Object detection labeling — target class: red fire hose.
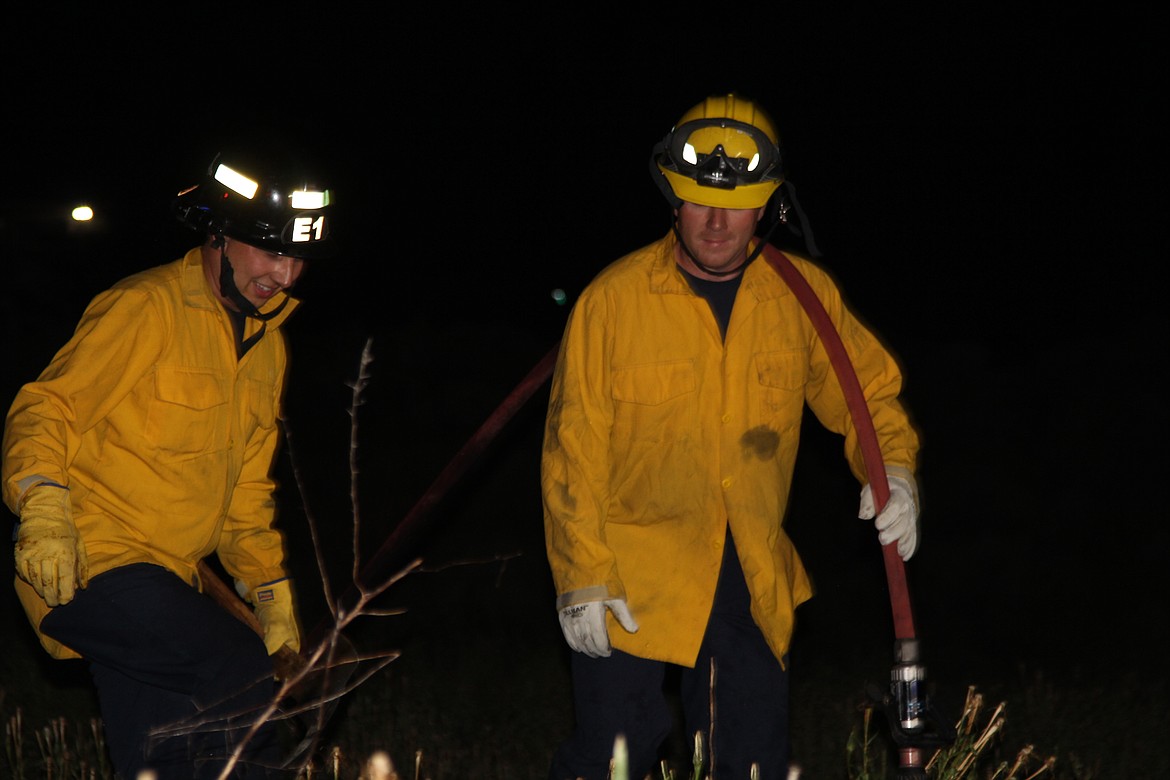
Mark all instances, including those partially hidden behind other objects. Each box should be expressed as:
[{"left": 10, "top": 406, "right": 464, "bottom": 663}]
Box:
[
  {"left": 323, "top": 343, "right": 562, "bottom": 625},
  {"left": 761, "top": 245, "right": 915, "bottom": 639},
  {"left": 762, "top": 244, "right": 951, "bottom": 776}
]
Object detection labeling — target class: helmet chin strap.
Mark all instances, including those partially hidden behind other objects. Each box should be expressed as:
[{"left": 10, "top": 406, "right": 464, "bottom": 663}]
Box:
[
  {"left": 673, "top": 213, "right": 783, "bottom": 279},
  {"left": 214, "top": 236, "right": 289, "bottom": 321}
]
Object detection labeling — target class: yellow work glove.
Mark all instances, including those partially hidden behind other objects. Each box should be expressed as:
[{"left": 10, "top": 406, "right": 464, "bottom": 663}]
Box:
[
  {"left": 14, "top": 483, "right": 89, "bottom": 607},
  {"left": 247, "top": 578, "right": 302, "bottom": 656}
]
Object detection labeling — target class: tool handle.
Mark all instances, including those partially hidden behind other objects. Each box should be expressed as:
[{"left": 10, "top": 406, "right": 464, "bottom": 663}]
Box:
[{"left": 198, "top": 559, "right": 305, "bottom": 679}]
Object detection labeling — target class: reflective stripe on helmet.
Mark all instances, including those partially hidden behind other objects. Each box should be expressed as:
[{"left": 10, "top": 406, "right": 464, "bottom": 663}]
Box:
[{"left": 651, "top": 94, "right": 785, "bottom": 210}]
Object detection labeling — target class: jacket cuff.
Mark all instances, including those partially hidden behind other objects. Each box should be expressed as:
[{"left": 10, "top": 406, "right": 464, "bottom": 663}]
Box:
[{"left": 555, "top": 585, "right": 614, "bottom": 610}]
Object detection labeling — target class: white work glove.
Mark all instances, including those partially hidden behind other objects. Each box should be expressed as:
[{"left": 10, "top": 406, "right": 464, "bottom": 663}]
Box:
[
  {"left": 558, "top": 598, "right": 639, "bottom": 658},
  {"left": 859, "top": 469, "right": 919, "bottom": 561},
  {"left": 14, "top": 483, "right": 89, "bottom": 607}
]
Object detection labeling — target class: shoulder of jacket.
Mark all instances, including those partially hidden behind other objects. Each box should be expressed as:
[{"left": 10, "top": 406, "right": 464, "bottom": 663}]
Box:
[
  {"left": 765, "top": 249, "right": 846, "bottom": 296},
  {"left": 79, "top": 263, "right": 188, "bottom": 329},
  {"left": 585, "top": 236, "right": 670, "bottom": 290},
  {"left": 107, "top": 258, "right": 184, "bottom": 295}
]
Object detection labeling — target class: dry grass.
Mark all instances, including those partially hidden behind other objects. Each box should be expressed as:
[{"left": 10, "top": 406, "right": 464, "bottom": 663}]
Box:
[{"left": 0, "top": 679, "right": 1118, "bottom": 780}]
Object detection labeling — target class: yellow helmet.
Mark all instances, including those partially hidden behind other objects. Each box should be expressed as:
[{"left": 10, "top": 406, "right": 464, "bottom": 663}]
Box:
[{"left": 652, "top": 93, "right": 784, "bottom": 209}]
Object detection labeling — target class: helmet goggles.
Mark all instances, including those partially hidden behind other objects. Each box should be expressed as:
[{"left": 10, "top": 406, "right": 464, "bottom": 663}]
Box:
[{"left": 663, "top": 117, "right": 781, "bottom": 190}]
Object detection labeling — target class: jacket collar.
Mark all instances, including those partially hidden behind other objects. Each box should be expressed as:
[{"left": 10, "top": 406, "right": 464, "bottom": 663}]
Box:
[
  {"left": 649, "top": 232, "right": 788, "bottom": 305},
  {"left": 180, "top": 246, "right": 300, "bottom": 330},
  {"left": 649, "top": 232, "right": 694, "bottom": 295}
]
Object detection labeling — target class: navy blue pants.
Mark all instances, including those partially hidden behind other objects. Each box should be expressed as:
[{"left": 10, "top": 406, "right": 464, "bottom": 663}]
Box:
[
  {"left": 549, "top": 532, "right": 790, "bottom": 780},
  {"left": 40, "top": 563, "right": 285, "bottom": 779}
]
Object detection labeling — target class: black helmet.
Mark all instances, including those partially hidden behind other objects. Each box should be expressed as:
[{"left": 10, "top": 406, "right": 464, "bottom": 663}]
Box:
[{"left": 173, "top": 150, "right": 335, "bottom": 260}]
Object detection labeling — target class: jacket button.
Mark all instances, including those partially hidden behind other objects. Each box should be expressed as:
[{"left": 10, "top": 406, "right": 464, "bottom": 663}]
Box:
[{"left": 721, "top": 477, "right": 733, "bottom": 489}]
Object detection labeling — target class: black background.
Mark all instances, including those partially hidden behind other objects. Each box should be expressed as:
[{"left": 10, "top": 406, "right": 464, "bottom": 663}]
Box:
[{"left": 1, "top": 4, "right": 1166, "bottom": 775}]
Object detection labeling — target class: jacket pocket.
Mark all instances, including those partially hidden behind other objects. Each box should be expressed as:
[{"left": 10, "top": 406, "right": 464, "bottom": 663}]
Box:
[
  {"left": 146, "top": 366, "right": 228, "bottom": 460},
  {"left": 610, "top": 360, "right": 697, "bottom": 444},
  {"left": 240, "top": 377, "right": 277, "bottom": 440},
  {"left": 754, "top": 349, "right": 807, "bottom": 419},
  {"left": 612, "top": 359, "right": 696, "bottom": 405}
]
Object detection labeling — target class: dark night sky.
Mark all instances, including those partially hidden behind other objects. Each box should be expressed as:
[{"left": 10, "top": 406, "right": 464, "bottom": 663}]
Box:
[
  {"left": 1, "top": 4, "right": 1167, "bottom": 771},
  {"left": 4, "top": 5, "right": 1162, "bottom": 346}
]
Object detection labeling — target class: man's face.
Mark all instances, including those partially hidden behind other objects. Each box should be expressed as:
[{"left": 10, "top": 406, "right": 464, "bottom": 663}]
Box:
[
  {"left": 674, "top": 202, "right": 766, "bottom": 278},
  {"left": 205, "top": 238, "right": 305, "bottom": 310}
]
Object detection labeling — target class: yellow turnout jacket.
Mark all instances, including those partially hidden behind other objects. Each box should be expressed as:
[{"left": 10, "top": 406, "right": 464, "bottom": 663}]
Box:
[
  {"left": 3, "top": 247, "right": 298, "bottom": 658},
  {"left": 542, "top": 232, "right": 919, "bottom": 666}
]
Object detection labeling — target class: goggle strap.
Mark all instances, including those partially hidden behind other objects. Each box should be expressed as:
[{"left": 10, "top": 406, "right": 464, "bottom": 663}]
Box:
[
  {"left": 780, "top": 180, "right": 821, "bottom": 258},
  {"left": 650, "top": 139, "right": 684, "bottom": 208}
]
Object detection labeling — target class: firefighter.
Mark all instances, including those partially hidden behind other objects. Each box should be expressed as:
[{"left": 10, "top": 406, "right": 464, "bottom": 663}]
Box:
[
  {"left": 542, "top": 93, "right": 921, "bottom": 780},
  {"left": 3, "top": 148, "right": 334, "bottom": 779}
]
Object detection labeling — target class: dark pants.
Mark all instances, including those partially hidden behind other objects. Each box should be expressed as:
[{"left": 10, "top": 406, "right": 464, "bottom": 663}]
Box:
[
  {"left": 549, "top": 532, "right": 790, "bottom": 780},
  {"left": 40, "top": 563, "right": 284, "bottom": 779}
]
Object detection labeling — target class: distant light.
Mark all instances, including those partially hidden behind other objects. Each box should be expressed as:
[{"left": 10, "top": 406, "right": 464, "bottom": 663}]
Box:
[
  {"left": 71, "top": 205, "right": 94, "bottom": 222},
  {"left": 213, "top": 163, "right": 258, "bottom": 199},
  {"left": 291, "top": 189, "right": 329, "bottom": 209},
  {"left": 551, "top": 288, "right": 567, "bottom": 305}
]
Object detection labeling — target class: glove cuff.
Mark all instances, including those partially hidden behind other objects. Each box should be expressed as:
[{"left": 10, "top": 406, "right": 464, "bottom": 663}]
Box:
[
  {"left": 250, "top": 577, "right": 292, "bottom": 606},
  {"left": 234, "top": 576, "right": 293, "bottom": 604},
  {"left": 16, "top": 474, "right": 68, "bottom": 505},
  {"left": 885, "top": 465, "right": 919, "bottom": 509},
  {"left": 17, "top": 483, "right": 76, "bottom": 534},
  {"left": 555, "top": 585, "right": 611, "bottom": 611},
  {"left": 18, "top": 481, "right": 70, "bottom": 511}
]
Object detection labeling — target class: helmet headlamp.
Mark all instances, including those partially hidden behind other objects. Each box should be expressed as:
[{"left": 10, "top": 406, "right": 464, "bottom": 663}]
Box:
[
  {"left": 214, "top": 163, "right": 260, "bottom": 199},
  {"left": 174, "top": 152, "right": 336, "bottom": 260}
]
